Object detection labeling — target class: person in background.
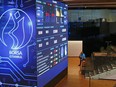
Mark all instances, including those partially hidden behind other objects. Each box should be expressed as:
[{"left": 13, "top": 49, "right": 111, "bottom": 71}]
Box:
[{"left": 78, "top": 51, "right": 86, "bottom": 66}]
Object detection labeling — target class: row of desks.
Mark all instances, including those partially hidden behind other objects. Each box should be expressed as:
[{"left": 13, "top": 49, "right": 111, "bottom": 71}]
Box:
[{"left": 93, "top": 52, "right": 116, "bottom": 57}]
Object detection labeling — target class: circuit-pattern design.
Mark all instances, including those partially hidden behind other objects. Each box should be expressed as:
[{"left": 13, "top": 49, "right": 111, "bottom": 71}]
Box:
[{"left": 0, "top": 0, "right": 37, "bottom": 86}]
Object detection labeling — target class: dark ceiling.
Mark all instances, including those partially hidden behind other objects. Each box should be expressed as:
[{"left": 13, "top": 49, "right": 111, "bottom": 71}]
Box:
[{"left": 59, "top": 0, "right": 116, "bottom": 8}]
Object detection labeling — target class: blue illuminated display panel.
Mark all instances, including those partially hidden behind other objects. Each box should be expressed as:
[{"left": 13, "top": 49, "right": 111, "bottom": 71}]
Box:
[
  {"left": 36, "top": 0, "right": 68, "bottom": 87},
  {"left": 0, "top": 0, "right": 68, "bottom": 87},
  {"left": 0, "top": 0, "right": 37, "bottom": 87}
]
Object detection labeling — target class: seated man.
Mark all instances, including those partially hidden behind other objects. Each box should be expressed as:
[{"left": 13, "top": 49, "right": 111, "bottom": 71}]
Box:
[{"left": 78, "top": 51, "right": 86, "bottom": 66}]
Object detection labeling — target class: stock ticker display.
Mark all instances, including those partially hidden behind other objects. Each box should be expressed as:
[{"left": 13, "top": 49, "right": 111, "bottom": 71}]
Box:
[
  {"left": 36, "top": 0, "right": 68, "bottom": 87},
  {"left": 36, "top": 0, "right": 68, "bottom": 76},
  {"left": 0, "top": 0, "right": 68, "bottom": 87},
  {"left": 0, "top": 0, "right": 37, "bottom": 87}
]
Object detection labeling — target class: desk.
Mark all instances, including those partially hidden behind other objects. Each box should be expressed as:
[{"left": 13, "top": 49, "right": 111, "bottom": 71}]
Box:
[
  {"left": 92, "top": 52, "right": 116, "bottom": 69},
  {"left": 81, "top": 58, "right": 94, "bottom": 75},
  {"left": 93, "top": 52, "right": 116, "bottom": 57}
]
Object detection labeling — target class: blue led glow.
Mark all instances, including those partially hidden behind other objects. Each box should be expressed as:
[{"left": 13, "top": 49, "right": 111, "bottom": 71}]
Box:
[
  {"left": 10, "top": 13, "right": 12, "bottom": 16},
  {"left": 0, "top": 0, "right": 37, "bottom": 87},
  {"left": 0, "top": 8, "right": 33, "bottom": 49},
  {"left": 0, "top": 0, "right": 68, "bottom": 87}
]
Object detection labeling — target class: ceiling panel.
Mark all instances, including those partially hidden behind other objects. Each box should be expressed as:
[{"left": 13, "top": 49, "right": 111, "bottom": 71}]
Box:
[
  {"left": 62, "top": 0, "right": 116, "bottom": 3},
  {"left": 60, "top": 0, "right": 116, "bottom": 8}
]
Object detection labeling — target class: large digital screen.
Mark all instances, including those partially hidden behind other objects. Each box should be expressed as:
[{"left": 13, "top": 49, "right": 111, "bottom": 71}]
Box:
[
  {"left": 36, "top": 0, "right": 68, "bottom": 87},
  {"left": 0, "top": 0, "right": 37, "bottom": 86},
  {"left": 0, "top": 0, "right": 68, "bottom": 87}
]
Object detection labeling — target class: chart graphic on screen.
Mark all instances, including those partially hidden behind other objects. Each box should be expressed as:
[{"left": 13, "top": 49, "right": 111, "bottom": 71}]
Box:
[
  {"left": 36, "top": 0, "right": 68, "bottom": 75},
  {"left": 37, "top": 0, "right": 68, "bottom": 87}
]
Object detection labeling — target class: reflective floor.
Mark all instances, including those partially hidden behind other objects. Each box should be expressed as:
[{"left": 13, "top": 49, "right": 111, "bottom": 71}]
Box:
[{"left": 55, "top": 58, "right": 116, "bottom": 87}]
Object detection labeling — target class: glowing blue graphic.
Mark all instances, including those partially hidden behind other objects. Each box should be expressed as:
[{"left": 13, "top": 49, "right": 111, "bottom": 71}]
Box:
[
  {"left": 23, "top": 42, "right": 36, "bottom": 67},
  {"left": 15, "top": 0, "right": 18, "bottom": 7},
  {"left": 0, "top": 0, "right": 37, "bottom": 86},
  {"left": 0, "top": 8, "right": 33, "bottom": 50},
  {"left": 0, "top": 56, "right": 37, "bottom": 86},
  {"left": 61, "top": 46, "right": 64, "bottom": 58},
  {"left": 20, "top": 0, "right": 23, "bottom": 7},
  {"left": 65, "top": 45, "right": 67, "bottom": 56}
]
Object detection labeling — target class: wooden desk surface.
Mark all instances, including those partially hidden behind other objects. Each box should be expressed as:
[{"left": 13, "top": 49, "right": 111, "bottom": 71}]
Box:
[
  {"left": 93, "top": 52, "right": 116, "bottom": 57},
  {"left": 81, "top": 58, "right": 94, "bottom": 71}
]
